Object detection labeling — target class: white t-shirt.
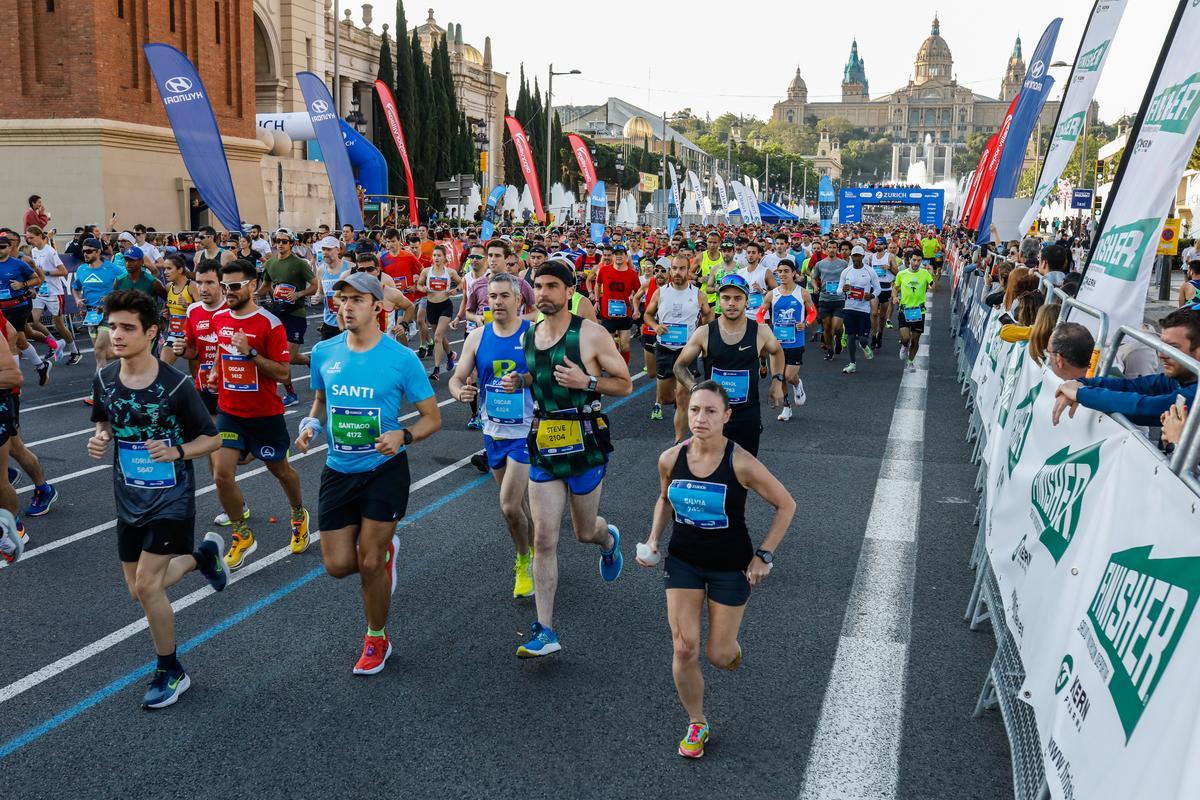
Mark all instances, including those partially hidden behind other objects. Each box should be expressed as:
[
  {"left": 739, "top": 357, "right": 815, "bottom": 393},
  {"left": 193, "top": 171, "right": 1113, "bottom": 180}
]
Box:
[
  {"left": 31, "top": 244, "right": 67, "bottom": 295},
  {"left": 138, "top": 241, "right": 163, "bottom": 265},
  {"left": 251, "top": 238, "right": 273, "bottom": 259},
  {"left": 760, "top": 252, "right": 783, "bottom": 273},
  {"left": 836, "top": 265, "right": 881, "bottom": 313}
]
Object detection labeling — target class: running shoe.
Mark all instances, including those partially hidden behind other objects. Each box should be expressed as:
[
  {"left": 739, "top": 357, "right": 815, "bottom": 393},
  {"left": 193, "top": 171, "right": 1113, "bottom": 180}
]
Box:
[
  {"left": 516, "top": 621, "right": 561, "bottom": 658},
  {"left": 289, "top": 508, "right": 311, "bottom": 554},
  {"left": 352, "top": 634, "right": 393, "bottom": 675},
  {"left": 446, "top": 351, "right": 456, "bottom": 371},
  {"left": 429, "top": 369, "right": 440, "bottom": 382},
  {"left": 513, "top": 550, "right": 534, "bottom": 598},
  {"left": 25, "top": 484, "right": 58, "bottom": 517},
  {"left": 863, "top": 345, "right": 874, "bottom": 360},
  {"left": 47, "top": 339, "right": 62, "bottom": 362},
  {"left": 224, "top": 530, "right": 257, "bottom": 571},
  {"left": 842, "top": 363, "right": 858, "bottom": 374},
  {"left": 678, "top": 722, "right": 710, "bottom": 759},
  {"left": 387, "top": 534, "right": 399, "bottom": 596},
  {"left": 466, "top": 415, "right": 484, "bottom": 431},
  {"left": 195, "top": 532, "right": 228, "bottom": 591},
  {"left": 650, "top": 403, "right": 663, "bottom": 421},
  {"left": 777, "top": 405, "right": 793, "bottom": 422},
  {"left": 794, "top": 380, "right": 807, "bottom": 407},
  {"left": 899, "top": 345, "right": 907, "bottom": 361},
  {"left": 600, "top": 524, "right": 623, "bottom": 582},
  {"left": 885, "top": 321, "right": 895, "bottom": 329},
  {"left": 36, "top": 360, "right": 51, "bottom": 386},
  {"left": 214, "top": 505, "right": 250, "bottom": 526},
  {"left": 7, "top": 466, "right": 22, "bottom": 490},
  {"left": 0, "top": 509, "right": 22, "bottom": 565},
  {"left": 823, "top": 351, "right": 834, "bottom": 362},
  {"left": 906, "top": 361, "right": 918, "bottom": 373},
  {"left": 83, "top": 397, "right": 94, "bottom": 407},
  {"left": 66, "top": 352, "right": 84, "bottom": 366},
  {"left": 142, "top": 665, "right": 190, "bottom": 709},
  {"left": 470, "top": 452, "right": 489, "bottom": 473},
  {"left": 281, "top": 392, "right": 300, "bottom": 408},
  {"left": 840, "top": 331, "right": 847, "bottom": 349}
]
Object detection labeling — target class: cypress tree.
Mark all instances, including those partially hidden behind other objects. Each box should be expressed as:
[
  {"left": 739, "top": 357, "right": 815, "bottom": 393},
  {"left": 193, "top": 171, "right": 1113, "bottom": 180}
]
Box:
[
  {"left": 551, "top": 109, "right": 565, "bottom": 190},
  {"left": 428, "top": 37, "right": 451, "bottom": 187},
  {"left": 409, "top": 27, "right": 434, "bottom": 214},
  {"left": 372, "top": 27, "right": 401, "bottom": 195},
  {"left": 393, "top": 1, "right": 415, "bottom": 167}
]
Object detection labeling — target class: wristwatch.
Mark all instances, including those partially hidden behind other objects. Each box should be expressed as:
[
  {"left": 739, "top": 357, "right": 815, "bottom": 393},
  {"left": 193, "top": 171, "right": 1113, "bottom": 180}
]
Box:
[
  {"left": 246, "top": 348, "right": 258, "bottom": 358},
  {"left": 771, "top": 373, "right": 786, "bottom": 383},
  {"left": 402, "top": 428, "right": 414, "bottom": 446},
  {"left": 175, "top": 444, "right": 186, "bottom": 461},
  {"left": 586, "top": 375, "right": 598, "bottom": 392},
  {"left": 755, "top": 548, "right": 774, "bottom": 564}
]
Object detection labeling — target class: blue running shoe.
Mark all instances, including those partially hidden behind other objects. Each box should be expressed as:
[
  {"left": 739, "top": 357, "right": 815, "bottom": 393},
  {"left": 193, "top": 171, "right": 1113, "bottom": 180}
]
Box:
[
  {"left": 516, "top": 622, "right": 561, "bottom": 658},
  {"left": 195, "top": 532, "right": 228, "bottom": 592},
  {"left": 281, "top": 393, "right": 300, "bottom": 408},
  {"left": 466, "top": 415, "right": 484, "bottom": 431},
  {"left": 599, "top": 524, "right": 623, "bottom": 582},
  {"left": 142, "top": 665, "right": 190, "bottom": 709},
  {"left": 26, "top": 484, "right": 58, "bottom": 517}
]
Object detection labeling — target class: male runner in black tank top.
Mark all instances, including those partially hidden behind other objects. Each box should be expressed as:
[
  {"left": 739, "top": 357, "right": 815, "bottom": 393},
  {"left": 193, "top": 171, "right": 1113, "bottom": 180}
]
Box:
[{"left": 671, "top": 274, "right": 785, "bottom": 456}]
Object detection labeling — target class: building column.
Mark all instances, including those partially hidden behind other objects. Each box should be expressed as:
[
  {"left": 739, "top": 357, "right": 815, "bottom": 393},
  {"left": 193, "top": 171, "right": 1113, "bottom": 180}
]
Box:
[{"left": 339, "top": 77, "right": 353, "bottom": 120}]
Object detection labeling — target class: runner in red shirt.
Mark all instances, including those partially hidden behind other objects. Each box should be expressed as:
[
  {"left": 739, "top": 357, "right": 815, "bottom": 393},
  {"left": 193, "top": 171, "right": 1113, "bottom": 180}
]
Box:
[
  {"left": 381, "top": 230, "right": 432, "bottom": 356},
  {"left": 206, "top": 259, "right": 309, "bottom": 572},
  {"left": 174, "top": 259, "right": 227, "bottom": 416},
  {"left": 589, "top": 244, "right": 639, "bottom": 365}
]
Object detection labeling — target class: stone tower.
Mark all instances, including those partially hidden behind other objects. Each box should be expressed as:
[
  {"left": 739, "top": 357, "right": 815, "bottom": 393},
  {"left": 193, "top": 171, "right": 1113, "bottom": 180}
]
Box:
[
  {"left": 913, "top": 15, "right": 952, "bottom": 85},
  {"left": 841, "top": 40, "right": 869, "bottom": 101},
  {"left": 1000, "top": 36, "right": 1025, "bottom": 102}
]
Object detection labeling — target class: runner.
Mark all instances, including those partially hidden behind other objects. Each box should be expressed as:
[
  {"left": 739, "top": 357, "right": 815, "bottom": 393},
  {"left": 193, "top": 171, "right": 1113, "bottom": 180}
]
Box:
[
  {"left": 737, "top": 242, "right": 778, "bottom": 318},
  {"left": 416, "top": 244, "right": 464, "bottom": 381},
  {"left": 380, "top": 229, "right": 429, "bottom": 352},
  {"left": 70, "top": 237, "right": 125, "bottom": 373},
  {"left": 672, "top": 275, "right": 786, "bottom": 456},
  {"left": 207, "top": 260, "right": 310, "bottom": 569},
  {"left": 160, "top": 254, "right": 197, "bottom": 367},
  {"left": 636, "top": 380, "right": 795, "bottom": 758},
  {"left": 0, "top": 313, "right": 24, "bottom": 564},
  {"left": 296, "top": 271, "right": 440, "bottom": 675},
  {"left": 510, "top": 260, "right": 632, "bottom": 657},
  {"left": 26, "top": 226, "right": 79, "bottom": 364},
  {"left": 761, "top": 259, "right": 813, "bottom": 421},
  {"left": 86, "top": 289, "right": 226, "bottom": 708},
  {"left": 894, "top": 251, "right": 935, "bottom": 373},
  {"left": 173, "top": 259, "right": 227, "bottom": 418},
  {"left": 813, "top": 241, "right": 850, "bottom": 361},
  {"left": 631, "top": 260, "right": 666, "bottom": 384},
  {"left": 589, "top": 243, "right": 639, "bottom": 366},
  {"left": 317, "top": 238, "right": 353, "bottom": 341},
  {"left": 0, "top": 232, "right": 52, "bottom": 385},
  {"left": 921, "top": 228, "right": 943, "bottom": 283},
  {"left": 696, "top": 232, "right": 725, "bottom": 307},
  {"left": 449, "top": 272, "right": 536, "bottom": 598},
  {"left": 644, "top": 252, "right": 713, "bottom": 439},
  {"left": 836, "top": 246, "right": 881, "bottom": 375},
  {"left": 260, "top": 229, "right": 318, "bottom": 407},
  {"left": 869, "top": 238, "right": 898, "bottom": 350}
]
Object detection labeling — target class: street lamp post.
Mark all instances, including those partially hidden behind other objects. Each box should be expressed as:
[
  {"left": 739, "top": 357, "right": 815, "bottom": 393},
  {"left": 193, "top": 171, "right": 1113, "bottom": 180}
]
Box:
[
  {"left": 345, "top": 93, "right": 366, "bottom": 134},
  {"left": 546, "top": 64, "right": 581, "bottom": 223},
  {"left": 474, "top": 119, "right": 489, "bottom": 213}
]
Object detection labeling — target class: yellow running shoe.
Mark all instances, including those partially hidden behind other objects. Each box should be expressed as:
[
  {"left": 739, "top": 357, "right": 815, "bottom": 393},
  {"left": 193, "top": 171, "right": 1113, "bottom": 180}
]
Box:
[
  {"left": 290, "top": 508, "right": 311, "bottom": 554},
  {"left": 513, "top": 550, "right": 534, "bottom": 598},
  {"left": 224, "top": 530, "right": 257, "bottom": 572},
  {"left": 678, "top": 722, "right": 710, "bottom": 759}
]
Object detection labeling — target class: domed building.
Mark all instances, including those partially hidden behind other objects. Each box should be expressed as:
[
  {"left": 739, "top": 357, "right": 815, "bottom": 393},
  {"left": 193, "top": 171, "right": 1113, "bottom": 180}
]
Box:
[{"left": 771, "top": 16, "right": 1088, "bottom": 183}]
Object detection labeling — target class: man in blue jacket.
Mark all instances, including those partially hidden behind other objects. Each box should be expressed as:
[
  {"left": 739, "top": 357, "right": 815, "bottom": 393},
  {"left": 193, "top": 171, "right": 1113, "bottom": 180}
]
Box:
[{"left": 1053, "top": 308, "right": 1200, "bottom": 426}]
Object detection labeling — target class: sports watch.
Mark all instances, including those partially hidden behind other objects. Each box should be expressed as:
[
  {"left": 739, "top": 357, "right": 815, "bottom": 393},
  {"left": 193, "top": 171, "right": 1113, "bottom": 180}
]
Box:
[
  {"left": 755, "top": 549, "right": 774, "bottom": 564},
  {"left": 402, "top": 428, "right": 414, "bottom": 446}
]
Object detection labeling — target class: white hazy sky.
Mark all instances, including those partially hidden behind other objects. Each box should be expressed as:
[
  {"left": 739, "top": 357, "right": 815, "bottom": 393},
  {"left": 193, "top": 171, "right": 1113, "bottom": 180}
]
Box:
[{"left": 345, "top": 0, "right": 1172, "bottom": 123}]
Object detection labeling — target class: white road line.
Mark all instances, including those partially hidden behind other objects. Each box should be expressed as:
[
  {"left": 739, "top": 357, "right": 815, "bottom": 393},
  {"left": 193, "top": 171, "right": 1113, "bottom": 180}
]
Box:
[
  {"left": 0, "top": 450, "right": 478, "bottom": 705},
  {"left": 16, "top": 464, "right": 110, "bottom": 495},
  {"left": 24, "top": 427, "right": 93, "bottom": 448},
  {"left": 0, "top": 399, "right": 456, "bottom": 568},
  {"left": 798, "top": 302, "right": 932, "bottom": 800}
]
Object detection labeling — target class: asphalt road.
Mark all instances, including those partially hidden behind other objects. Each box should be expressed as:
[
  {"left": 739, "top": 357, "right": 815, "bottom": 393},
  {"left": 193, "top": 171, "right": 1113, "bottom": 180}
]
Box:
[{"left": 0, "top": 285, "right": 1012, "bottom": 800}]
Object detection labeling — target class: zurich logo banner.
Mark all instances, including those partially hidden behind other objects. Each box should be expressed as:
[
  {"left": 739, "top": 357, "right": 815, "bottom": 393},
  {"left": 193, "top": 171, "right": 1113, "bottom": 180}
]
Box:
[
  {"left": 144, "top": 43, "right": 243, "bottom": 234},
  {"left": 297, "top": 71, "right": 365, "bottom": 231}
]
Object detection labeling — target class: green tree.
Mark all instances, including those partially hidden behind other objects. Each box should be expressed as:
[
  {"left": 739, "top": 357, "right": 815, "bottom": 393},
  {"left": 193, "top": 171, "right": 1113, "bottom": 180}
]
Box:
[
  {"left": 953, "top": 131, "right": 990, "bottom": 177},
  {"left": 815, "top": 117, "right": 856, "bottom": 141},
  {"left": 409, "top": 27, "right": 435, "bottom": 214},
  {"left": 393, "top": 1, "right": 415, "bottom": 157},
  {"left": 372, "top": 28, "right": 402, "bottom": 195}
]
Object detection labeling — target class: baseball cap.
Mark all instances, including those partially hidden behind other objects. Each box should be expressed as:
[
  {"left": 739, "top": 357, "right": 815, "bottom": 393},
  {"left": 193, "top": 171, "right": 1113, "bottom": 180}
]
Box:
[
  {"left": 124, "top": 246, "right": 145, "bottom": 261},
  {"left": 851, "top": 245, "right": 866, "bottom": 256},
  {"left": 274, "top": 228, "right": 296, "bottom": 241},
  {"left": 332, "top": 271, "right": 384, "bottom": 299},
  {"left": 718, "top": 274, "right": 750, "bottom": 295},
  {"left": 83, "top": 237, "right": 103, "bottom": 249},
  {"left": 612, "top": 244, "right": 627, "bottom": 253},
  {"left": 317, "top": 236, "right": 341, "bottom": 250},
  {"left": 117, "top": 231, "right": 137, "bottom": 245},
  {"left": 0, "top": 236, "right": 11, "bottom": 247}
]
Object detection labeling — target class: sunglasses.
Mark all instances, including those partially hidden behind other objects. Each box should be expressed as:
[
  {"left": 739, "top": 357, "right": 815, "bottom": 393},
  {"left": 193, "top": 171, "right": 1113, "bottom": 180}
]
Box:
[
  {"left": 352, "top": 265, "right": 378, "bottom": 273},
  {"left": 273, "top": 239, "right": 291, "bottom": 245},
  {"left": 467, "top": 253, "right": 484, "bottom": 260},
  {"left": 219, "top": 280, "right": 252, "bottom": 292},
  {"left": 82, "top": 248, "right": 98, "bottom": 254}
]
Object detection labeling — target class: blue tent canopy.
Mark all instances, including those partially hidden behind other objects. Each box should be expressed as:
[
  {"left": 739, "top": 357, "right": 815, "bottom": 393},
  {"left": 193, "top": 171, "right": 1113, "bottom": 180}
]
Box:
[{"left": 728, "top": 201, "right": 799, "bottom": 224}]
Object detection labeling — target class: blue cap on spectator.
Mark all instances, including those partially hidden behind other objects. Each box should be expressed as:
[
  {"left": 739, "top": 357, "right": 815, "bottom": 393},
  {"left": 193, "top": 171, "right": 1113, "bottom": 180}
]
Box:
[
  {"left": 83, "top": 237, "right": 102, "bottom": 249},
  {"left": 124, "top": 246, "right": 145, "bottom": 261}
]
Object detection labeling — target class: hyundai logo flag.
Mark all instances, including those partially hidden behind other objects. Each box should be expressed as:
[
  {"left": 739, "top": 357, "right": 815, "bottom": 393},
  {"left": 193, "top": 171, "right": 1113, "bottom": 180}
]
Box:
[
  {"left": 144, "top": 43, "right": 243, "bottom": 234},
  {"left": 298, "top": 71, "right": 365, "bottom": 231}
]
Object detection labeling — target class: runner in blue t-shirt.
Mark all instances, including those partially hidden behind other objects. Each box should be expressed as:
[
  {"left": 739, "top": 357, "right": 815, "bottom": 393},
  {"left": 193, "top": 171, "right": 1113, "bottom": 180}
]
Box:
[
  {"left": 295, "top": 271, "right": 439, "bottom": 677},
  {"left": 70, "top": 238, "right": 127, "bottom": 371},
  {"left": 0, "top": 232, "right": 51, "bottom": 385},
  {"left": 761, "top": 259, "right": 814, "bottom": 422}
]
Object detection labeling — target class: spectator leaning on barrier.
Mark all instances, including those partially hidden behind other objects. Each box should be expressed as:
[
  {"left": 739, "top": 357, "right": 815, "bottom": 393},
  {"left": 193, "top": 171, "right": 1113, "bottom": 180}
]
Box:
[
  {"left": 1046, "top": 323, "right": 1095, "bottom": 381},
  {"left": 1052, "top": 308, "right": 1200, "bottom": 426},
  {"left": 1037, "top": 244, "right": 1068, "bottom": 288}
]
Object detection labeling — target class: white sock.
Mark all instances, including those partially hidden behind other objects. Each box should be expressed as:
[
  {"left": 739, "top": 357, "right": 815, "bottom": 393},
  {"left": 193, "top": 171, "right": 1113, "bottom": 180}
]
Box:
[
  {"left": 68, "top": 340, "right": 79, "bottom": 354},
  {"left": 20, "top": 346, "right": 43, "bottom": 367}
]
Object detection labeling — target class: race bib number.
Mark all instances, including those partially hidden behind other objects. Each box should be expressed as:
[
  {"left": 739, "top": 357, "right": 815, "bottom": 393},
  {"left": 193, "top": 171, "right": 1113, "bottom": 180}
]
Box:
[
  {"left": 659, "top": 323, "right": 689, "bottom": 346},
  {"left": 198, "top": 362, "right": 214, "bottom": 389},
  {"left": 37, "top": 281, "right": 50, "bottom": 297},
  {"left": 428, "top": 276, "right": 449, "bottom": 292},
  {"left": 903, "top": 306, "right": 925, "bottom": 322},
  {"left": 117, "top": 440, "right": 177, "bottom": 489},
  {"left": 668, "top": 479, "right": 729, "bottom": 529},
  {"left": 824, "top": 280, "right": 839, "bottom": 295},
  {"left": 484, "top": 381, "right": 523, "bottom": 425},
  {"left": 535, "top": 418, "right": 584, "bottom": 456},
  {"left": 168, "top": 314, "right": 186, "bottom": 336},
  {"left": 748, "top": 292, "right": 763, "bottom": 310},
  {"left": 272, "top": 283, "right": 296, "bottom": 301},
  {"left": 874, "top": 266, "right": 888, "bottom": 278},
  {"left": 846, "top": 286, "right": 867, "bottom": 301},
  {"left": 220, "top": 353, "right": 259, "bottom": 393},
  {"left": 711, "top": 367, "right": 749, "bottom": 404},
  {"left": 329, "top": 405, "right": 381, "bottom": 453},
  {"left": 606, "top": 299, "right": 628, "bottom": 318},
  {"left": 0, "top": 287, "right": 12, "bottom": 301},
  {"left": 84, "top": 309, "right": 104, "bottom": 326},
  {"left": 773, "top": 323, "right": 797, "bottom": 344}
]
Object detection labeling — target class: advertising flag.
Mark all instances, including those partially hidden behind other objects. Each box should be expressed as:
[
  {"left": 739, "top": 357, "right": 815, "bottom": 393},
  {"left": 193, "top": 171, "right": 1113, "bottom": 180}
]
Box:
[
  {"left": 818, "top": 175, "right": 836, "bottom": 235},
  {"left": 1075, "top": 0, "right": 1200, "bottom": 340},
  {"left": 714, "top": 171, "right": 729, "bottom": 213},
  {"left": 481, "top": 185, "right": 506, "bottom": 241},
  {"left": 589, "top": 181, "right": 608, "bottom": 244},
  {"left": 667, "top": 162, "right": 681, "bottom": 235},
  {"left": 968, "top": 101, "right": 1018, "bottom": 232},
  {"left": 298, "top": 72, "right": 364, "bottom": 231},
  {"left": 977, "top": 18, "right": 1062, "bottom": 243},
  {"left": 373, "top": 79, "right": 420, "bottom": 225},
  {"left": 961, "top": 134, "right": 997, "bottom": 225},
  {"left": 504, "top": 116, "right": 546, "bottom": 223},
  {"left": 1019, "top": 1, "right": 1127, "bottom": 233},
  {"left": 144, "top": 43, "right": 243, "bottom": 233},
  {"left": 566, "top": 134, "right": 598, "bottom": 193}
]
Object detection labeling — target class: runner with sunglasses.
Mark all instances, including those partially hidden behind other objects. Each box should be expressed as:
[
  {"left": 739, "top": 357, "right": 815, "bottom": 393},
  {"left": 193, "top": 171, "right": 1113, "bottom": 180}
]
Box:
[{"left": 260, "top": 230, "right": 319, "bottom": 407}]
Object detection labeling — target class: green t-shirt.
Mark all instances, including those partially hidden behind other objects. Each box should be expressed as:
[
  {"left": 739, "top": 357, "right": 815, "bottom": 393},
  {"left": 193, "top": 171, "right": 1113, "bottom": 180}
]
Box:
[
  {"left": 263, "top": 255, "right": 315, "bottom": 317},
  {"left": 116, "top": 269, "right": 163, "bottom": 308},
  {"left": 894, "top": 268, "right": 934, "bottom": 308},
  {"left": 920, "top": 237, "right": 941, "bottom": 259}
]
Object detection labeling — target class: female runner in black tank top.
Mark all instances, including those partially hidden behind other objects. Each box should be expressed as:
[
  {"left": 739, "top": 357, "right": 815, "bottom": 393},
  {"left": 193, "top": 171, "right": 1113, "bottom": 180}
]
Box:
[{"left": 636, "top": 380, "right": 796, "bottom": 759}]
